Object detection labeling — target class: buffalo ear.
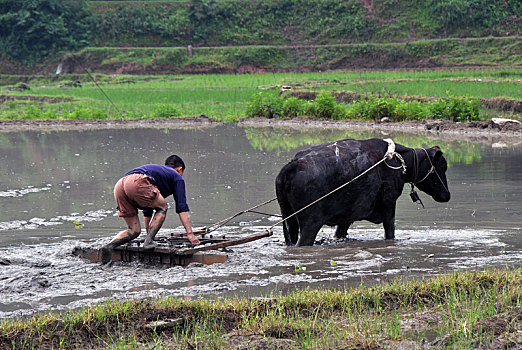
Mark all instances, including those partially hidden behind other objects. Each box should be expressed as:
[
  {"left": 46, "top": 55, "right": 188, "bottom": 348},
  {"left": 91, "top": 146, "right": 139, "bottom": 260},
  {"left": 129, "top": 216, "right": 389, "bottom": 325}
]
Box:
[
  {"left": 429, "top": 146, "right": 442, "bottom": 159},
  {"left": 430, "top": 146, "right": 443, "bottom": 159}
]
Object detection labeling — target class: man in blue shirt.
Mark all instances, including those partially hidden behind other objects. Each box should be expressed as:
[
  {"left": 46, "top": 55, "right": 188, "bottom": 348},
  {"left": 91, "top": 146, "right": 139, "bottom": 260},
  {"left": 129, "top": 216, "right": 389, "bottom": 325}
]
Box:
[{"left": 101, "top": 155, "right": 200, "bottom": 263}]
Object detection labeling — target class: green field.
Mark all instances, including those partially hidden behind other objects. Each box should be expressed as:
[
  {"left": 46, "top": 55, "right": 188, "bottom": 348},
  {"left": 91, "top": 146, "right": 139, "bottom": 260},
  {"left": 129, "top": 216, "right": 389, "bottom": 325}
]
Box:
[{"left": 1, "top": 69, "right": 521, "bottom": 122}]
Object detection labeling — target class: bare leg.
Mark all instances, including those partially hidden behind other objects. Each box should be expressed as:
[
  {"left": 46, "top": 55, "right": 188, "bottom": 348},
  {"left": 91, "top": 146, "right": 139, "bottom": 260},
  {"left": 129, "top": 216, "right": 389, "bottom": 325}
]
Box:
[
  {"left": 143, "top": 208, "right": 167, "bottom": 250},
  {"left": 101, "top": 215, "right": 141, "bottom": 263},
  {"left": 144, "top": 216, "right": 151, "bottom": 233}
]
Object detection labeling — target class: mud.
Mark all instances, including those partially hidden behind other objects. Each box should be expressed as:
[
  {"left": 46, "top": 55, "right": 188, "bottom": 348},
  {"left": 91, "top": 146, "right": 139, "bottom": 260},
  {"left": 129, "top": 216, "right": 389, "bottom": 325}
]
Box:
[
  {"left": 0, "top": 94, "right": 75, "bottom": 104},
  {"left": 0, "top": 116, "right": 220, "bottom": 132},
  {"left": 0, "top": 116, "right": 521, "bottom": 137},
  {"left": 239, "top": 117, "right": 522, "bottom": 138}
]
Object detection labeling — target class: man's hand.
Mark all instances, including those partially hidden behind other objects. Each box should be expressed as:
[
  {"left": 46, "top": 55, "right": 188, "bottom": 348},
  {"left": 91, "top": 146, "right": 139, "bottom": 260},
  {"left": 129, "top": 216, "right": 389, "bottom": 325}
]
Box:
[
  {"left": 179, "top": 211, "right": 200, "bottom": 244},
  {"left": 186, "top": 231, "right": 200, "bottom": 244}
]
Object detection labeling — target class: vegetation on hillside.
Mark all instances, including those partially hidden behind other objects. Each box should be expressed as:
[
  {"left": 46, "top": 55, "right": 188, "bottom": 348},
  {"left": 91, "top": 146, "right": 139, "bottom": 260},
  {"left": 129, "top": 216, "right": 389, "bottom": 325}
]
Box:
[
  {"left": 89, "top": 0, "right": 520, "bottom": 47},
  {"left": 42, "top": 36, "right": 519, "bottom": 75},
  {"left": 0, "top": 0, "right": 520, "bottom": 65},
  {"left": 0, "top": 0, "right": 94, "bottom": 61}
]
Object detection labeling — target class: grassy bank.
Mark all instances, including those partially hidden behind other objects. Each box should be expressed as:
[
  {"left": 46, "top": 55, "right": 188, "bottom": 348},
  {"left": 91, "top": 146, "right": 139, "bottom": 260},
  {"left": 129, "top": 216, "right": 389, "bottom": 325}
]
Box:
[
  {"left": 0, "top": 69, "right": 520, "bottom": 122},
  {"left": 55, "top": 37, "right": 522, "bottom": 75},
  {"left": 2, "top": 37, "right": 521, "bottom": 76},
  {"left": 1, "top": 268, "right": 520, "bottom": 349}
]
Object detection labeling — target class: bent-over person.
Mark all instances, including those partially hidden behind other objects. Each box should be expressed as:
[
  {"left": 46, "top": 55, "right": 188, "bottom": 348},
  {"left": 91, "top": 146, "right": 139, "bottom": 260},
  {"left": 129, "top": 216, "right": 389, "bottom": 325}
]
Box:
[{"left": 101, "top": 155, "right": 200, "bottom": 263}]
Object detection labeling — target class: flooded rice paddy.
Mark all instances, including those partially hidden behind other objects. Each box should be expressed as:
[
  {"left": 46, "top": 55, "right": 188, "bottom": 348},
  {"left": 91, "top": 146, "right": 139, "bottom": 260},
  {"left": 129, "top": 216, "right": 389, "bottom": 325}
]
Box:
[{"left": 0, "top": 124, "right": 521, "bottom": 318}]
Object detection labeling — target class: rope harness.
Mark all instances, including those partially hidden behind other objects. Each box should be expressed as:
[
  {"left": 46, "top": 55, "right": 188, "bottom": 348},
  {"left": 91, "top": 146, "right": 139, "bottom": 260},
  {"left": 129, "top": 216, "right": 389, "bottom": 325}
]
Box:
[
  {"left": 206, "top": 197, "right": 277, "bottom": 233},
  {"left": 207, "top": 139, "right": 444, "bottom": 234}
]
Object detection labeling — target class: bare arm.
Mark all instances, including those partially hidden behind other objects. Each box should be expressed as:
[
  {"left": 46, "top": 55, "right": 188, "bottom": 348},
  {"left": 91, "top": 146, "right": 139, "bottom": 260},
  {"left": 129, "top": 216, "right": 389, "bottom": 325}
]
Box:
[{"left": 179, "top": 211, "right": 200, "bottom": 244}]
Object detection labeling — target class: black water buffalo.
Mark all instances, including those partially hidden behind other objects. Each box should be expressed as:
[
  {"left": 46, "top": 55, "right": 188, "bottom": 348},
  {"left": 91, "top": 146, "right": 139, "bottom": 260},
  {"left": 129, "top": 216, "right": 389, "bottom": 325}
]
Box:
[{"left": 275, "top": 138, "right": 451, "bottom": 246}]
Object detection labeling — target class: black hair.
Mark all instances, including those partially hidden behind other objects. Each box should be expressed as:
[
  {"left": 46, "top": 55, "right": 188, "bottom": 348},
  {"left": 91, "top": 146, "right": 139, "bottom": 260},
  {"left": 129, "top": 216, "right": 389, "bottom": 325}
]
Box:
[{"left": 165, "top": 155, "right": 185, "bottom": 170}]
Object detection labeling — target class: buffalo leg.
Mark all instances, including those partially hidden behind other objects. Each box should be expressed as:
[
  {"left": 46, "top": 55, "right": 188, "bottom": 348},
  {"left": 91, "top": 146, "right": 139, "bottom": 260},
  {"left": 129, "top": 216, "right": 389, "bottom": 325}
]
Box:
[
  {"left": 382, "top": 206, "right": 396, "bottom": 239},
  {"left": 283, "top": 218, "right": 299, "bottom": 246},
  {"left": 334, "top": 222, "right": 352, "bottom": 239},
  {"left": 296, "top": 221, "right": 323, "bottom": 246}
]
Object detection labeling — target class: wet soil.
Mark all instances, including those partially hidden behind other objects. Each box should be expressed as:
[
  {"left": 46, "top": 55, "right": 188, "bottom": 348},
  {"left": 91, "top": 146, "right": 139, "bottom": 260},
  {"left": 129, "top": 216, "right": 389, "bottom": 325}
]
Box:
[
  {"left": 0, "top": 94, "right": 75, "bottom": 104},
  {"left": 1, "top": 123, "right": 520, "bottom": 347},
  {"left": 0, "top": 115, "right": 220, "bottom": 132},
  {"left": 238, "top": 117, "right": 522, "bottom": 138}
]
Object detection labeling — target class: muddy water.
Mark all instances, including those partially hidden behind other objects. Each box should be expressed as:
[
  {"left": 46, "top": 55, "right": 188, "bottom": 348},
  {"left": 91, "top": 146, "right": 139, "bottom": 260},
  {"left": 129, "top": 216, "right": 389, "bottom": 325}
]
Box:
[{"left": 0, "top": 124, "right": 521, "bottom": 318}]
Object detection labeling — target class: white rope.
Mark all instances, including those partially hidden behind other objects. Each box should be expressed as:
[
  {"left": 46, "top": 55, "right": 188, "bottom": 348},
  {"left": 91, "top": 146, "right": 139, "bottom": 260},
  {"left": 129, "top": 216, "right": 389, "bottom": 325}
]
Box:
[
  {"left": 417, "top": 148, "right": 449, "bottom": 193},
  {"left": 207, "top": 197, "right": 277, "bottom": 233},
  {"left": 383, "top": 138, "right": 406, "bottom": 173},
  {"left": 268, "top": 139, "right": 405, "bottom": 231}
]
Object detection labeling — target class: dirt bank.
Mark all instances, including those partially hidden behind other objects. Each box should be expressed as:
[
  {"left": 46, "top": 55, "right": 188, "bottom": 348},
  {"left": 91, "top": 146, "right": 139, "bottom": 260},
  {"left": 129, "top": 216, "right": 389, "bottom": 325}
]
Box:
[
  {"left": 1, "top": 116, "right": 521, "bottom": 139},
  {"left": 238, "top": 117, "right": 522, "bottom": 137},
  {"left": 0, "top": 116, "right": 221, "bottom": 132}
]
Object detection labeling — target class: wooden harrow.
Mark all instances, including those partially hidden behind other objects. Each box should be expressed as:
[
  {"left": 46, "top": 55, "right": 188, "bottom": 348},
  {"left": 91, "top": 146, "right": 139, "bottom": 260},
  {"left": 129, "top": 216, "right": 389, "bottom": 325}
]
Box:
[{"left": 73, "top": 229, "right": 272, "bottom": 266}]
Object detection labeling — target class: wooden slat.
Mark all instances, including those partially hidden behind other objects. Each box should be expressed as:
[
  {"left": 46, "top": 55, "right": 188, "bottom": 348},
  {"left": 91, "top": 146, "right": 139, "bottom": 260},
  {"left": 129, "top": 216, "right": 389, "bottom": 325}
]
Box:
[
  {"left": 175, "top": 230, "right": 272, "bottom": 255},
  {"left": 73, "top": 246, "right": 227, "bottom": 266}
]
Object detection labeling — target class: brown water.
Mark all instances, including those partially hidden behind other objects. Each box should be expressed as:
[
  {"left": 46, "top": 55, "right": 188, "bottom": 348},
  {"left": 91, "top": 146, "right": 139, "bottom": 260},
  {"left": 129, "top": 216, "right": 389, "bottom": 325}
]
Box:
[{"left": 0, "top": 124, "right": 521, "bottom": 318}]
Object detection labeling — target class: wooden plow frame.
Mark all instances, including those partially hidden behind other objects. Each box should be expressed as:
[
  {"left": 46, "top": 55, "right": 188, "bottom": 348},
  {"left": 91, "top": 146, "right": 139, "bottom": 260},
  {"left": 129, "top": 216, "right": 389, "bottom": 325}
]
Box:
[{"left": 73, "top": 229, "right": 272, "bottom": 266}]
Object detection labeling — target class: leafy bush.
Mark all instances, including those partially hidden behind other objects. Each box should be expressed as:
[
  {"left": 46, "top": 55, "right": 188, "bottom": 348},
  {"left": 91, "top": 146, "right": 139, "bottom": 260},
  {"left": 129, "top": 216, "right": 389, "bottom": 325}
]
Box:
[
  {"left": 245, "top": 91, "right": 481, "bottom": 122},
  {"left": 69, "top": 105, "right": 107, "bottom": 120},
  {"left": 427, "top": 0, "right": 504, "bottom": 34},
  {"left": 367, "top": 97, "right": 398, "bottom": 121},
  {"left": 246, "top": 92, "right": 284, "bottom": 119},
  {"left": 0, "top": 0, "right": 95, "bottom": 61},
  {"left": 152, "top": 104, "right": 181, "bottom": 118},
  {"left": 283, "top": 96, "right": 305, "bottom": 118},
  {"left": 428, "top": 95, "right": 480, "bottom": 121},
  {"left": 313, "top": 92, "right": 338, "bottom": 119},
  {"left": 395, "top": 100, "right": 427, "bottom": 120}
]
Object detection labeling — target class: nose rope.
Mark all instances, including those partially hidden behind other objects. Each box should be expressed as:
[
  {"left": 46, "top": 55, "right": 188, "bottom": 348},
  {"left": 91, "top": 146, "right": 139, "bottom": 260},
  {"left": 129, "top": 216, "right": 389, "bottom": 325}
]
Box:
[{"left": 416, "top": 148, "right": 449, "bottom": 193}]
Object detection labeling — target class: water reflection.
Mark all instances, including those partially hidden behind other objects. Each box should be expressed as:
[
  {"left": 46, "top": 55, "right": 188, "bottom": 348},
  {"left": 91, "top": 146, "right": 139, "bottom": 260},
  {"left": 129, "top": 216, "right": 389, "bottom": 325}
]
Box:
[
  {"left": 244, "top": 127, "right": 485, "bottom": 165},
  {"left": 0, "top": 124, "right": 520, "bottom": 318}
]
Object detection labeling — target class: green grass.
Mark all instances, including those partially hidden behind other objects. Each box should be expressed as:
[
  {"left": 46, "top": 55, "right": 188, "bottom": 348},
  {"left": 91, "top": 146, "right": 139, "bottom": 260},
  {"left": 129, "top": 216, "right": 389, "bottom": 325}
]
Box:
[
  {"left": 0, "top": 69, "right": 520, "bottom": 121},
  {"left": 1, "top": 268, "right": 520, "bottom": 349}
]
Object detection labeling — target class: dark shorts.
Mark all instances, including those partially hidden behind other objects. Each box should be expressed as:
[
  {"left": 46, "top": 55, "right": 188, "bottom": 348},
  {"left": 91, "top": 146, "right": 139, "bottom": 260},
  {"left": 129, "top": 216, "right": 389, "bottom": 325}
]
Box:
[{"left": 114, "top": 174, "right": 167, "bottom": 217}]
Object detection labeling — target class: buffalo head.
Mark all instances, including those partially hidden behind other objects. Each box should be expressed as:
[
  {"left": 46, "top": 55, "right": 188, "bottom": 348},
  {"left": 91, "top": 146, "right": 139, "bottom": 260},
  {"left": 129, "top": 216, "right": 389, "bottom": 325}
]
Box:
[{"left": 414, "top": 146, "right": 451, "bottom": 203}]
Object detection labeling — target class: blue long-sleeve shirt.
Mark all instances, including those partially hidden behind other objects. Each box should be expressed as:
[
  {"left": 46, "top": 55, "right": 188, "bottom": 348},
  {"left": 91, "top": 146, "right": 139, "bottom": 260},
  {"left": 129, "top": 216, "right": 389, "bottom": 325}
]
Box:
[{"left": 126, "top": 164, "right": 190, "bottom": 216}]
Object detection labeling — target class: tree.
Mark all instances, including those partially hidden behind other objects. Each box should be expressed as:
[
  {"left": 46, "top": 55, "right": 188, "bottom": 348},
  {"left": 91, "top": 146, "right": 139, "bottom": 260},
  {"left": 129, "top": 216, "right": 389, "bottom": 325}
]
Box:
[{"left": 0, "top": 0, "right": 94, "bottom": 61}]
